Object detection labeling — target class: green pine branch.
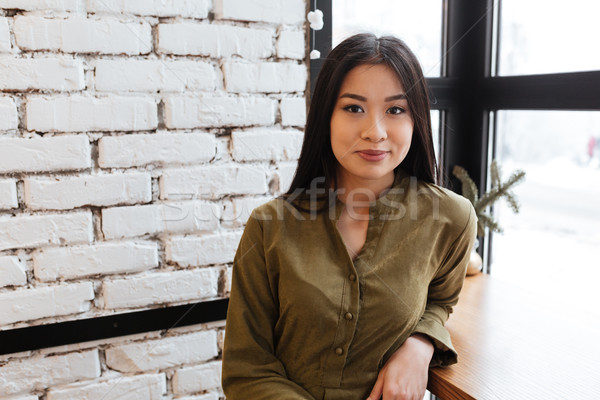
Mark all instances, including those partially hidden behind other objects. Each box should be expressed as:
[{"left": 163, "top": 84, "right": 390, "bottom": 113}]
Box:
[{"left": 452, "top": 160, "right": 526, "bottom": 236}]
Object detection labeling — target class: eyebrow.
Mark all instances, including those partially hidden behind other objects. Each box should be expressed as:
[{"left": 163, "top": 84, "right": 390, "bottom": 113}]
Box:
[{"left": 338, "top": 93, "right": 407, "bottom": 102}]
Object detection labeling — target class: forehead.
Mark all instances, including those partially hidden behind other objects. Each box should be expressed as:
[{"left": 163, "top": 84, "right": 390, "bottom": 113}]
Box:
[{"left": 339, "top": 63, "right": 405, "bottom": 94}]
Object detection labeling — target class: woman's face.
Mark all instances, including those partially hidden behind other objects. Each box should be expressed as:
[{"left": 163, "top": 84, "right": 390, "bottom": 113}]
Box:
[{"left": 330, "top": 63, "right": 414, "bottom": 188}]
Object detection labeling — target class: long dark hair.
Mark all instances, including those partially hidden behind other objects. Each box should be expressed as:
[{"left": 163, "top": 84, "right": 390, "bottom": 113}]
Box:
[{"left": 285, "top": 33, "right": 438, "bottom": 206}]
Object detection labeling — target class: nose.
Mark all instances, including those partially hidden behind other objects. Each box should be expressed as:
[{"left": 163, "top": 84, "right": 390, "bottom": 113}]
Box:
[{"left": 361, "top": 114, "right": 387, "bottom": 142}]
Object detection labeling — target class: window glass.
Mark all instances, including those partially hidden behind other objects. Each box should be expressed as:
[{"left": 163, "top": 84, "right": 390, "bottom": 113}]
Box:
[
  {"left": 490, "top": 110, "right": 600, "bottom": 305},
  {"left": 498, "top": 0, "right": 600, "bottom": 75},
  {"left": 332, "top": 0, "right": 443, "bottom": 77}
]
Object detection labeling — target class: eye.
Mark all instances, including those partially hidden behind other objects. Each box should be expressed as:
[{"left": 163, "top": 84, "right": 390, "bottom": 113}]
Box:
[
  {"left": 343, "top": 104, "right": 364, "bottom": 113},
  {"left": 387, "top": 106, "right": 406, "bottom": 115}
]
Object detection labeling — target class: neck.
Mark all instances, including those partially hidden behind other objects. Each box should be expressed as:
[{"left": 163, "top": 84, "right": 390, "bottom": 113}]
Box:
[{"left": 336, "top": 172, "right": 395, "bottom": 216}]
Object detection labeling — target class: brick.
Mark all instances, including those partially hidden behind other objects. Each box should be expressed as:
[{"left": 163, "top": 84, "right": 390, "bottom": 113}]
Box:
[
  {"left": 0, "top": 136, "right": 90, "bottom": 173},
  {"left": 157, "top": 23, "right": 273, "bottom": 59},
  {"left": 0, "top": 0, "right": 84, "bottom": 12},
  {"left": 26, "top": 96, "right": 157, "bottom": 132},
  {"left": 166, "top": 231, "right": 242, "bottom": 267},
  {"left": 33, "top": 241, "right": 158, "bottom": 281},
  {"left": 101, "top": 201, "right": 220, "bottom": 240},
  {"left": 223, "top": 61, "right": 307, "bottom": 93},
  {"left": 105, "top": 330, "right": 218, "bottom": 373},
  {"left": 0, "top": 211, "right": 93, "bottom": 252},
  {"left": 214, "top": 0, "right": 305, "bottom": 24},
  {"left": 160, "top": 164, "right": 268, "bottom": 200},
  {"left": 0, "top": 282, "right": 94, "bottom": 326},
  {"left": 47, "top": 372, "right": 166, "bottom": 400},
  {"left": 276, "top": 161, "right": 298, "bottom": 192},
  {"left": 0, "top": 179, "right": 18, "bottom": 209},
  {"left": 13, "top": 16, "right": 151, "bottom": 55},
  {"left": 98, "top": 132, "right": 215, "bottom": 168},
  {"left": 95, "top": 59, "right": 216, "bottom": 92},
  {"left": 281, "top": 97, "right": 306, "bottom": 126},
  {"left": 103, "top": 268, "right": 219, "bottom": 309},
  {"left": 277, "top": 30, "right": 305, "bottom": 59},
  {"left": 176, "top": 393, "right": 219, "bottom": 400},
  {"left": 0, "top": 350, "right": 100, "bottom": 396},
  {"left": 0, "top": 256, "right": 27, "bottom": 287},
  {"left": 0, "top": 57, "right": 84, "bottom": 91},
  {"left": 164, "top": 96, "right": 276, "bottom": 129},
  {"left": 223, "top": 266, "right": 232, "bottom": 293},
  {"left": 231, "top": 128, "right": 303, "bottom": 161},
  {"left": 24, "top": 172, "right": 151, "bottom": 210},
  {"left": 88, "top": 0, "right": 211, "bottom": 18},
  {"left": 173, "top": 361, "right": 222, "bottom": 395},
  {"left": 0, "top": 97, "right": 18, "bottom": 131},
  {"left": 221, "top": 196, "right": 272, "bottom": 228},
  {"left": 0, "top": 17, "right": 10, "bottom": 52}
]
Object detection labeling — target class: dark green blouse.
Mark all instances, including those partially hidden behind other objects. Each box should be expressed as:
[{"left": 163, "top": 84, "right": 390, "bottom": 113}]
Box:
[{"left": 222, "top": 171, "right": 477, "bottom": 399}]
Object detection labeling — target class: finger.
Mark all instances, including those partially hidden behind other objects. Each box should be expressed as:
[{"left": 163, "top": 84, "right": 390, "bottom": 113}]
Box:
[{"left": 366, "top": 374, "right": 384, "bottom": 400}]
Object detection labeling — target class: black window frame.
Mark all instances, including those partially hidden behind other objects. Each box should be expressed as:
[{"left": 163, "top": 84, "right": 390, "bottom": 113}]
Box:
[{"left": 315, "top": 0, "right": 600, "bottom": 272}]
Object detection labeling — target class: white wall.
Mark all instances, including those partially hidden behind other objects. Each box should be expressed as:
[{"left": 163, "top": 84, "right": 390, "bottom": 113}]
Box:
[{"left": 0, "top": 0, "right": 307, "bottom": 398}]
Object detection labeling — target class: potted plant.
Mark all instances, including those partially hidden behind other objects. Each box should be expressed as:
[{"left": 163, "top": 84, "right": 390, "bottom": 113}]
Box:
[{"left": 452, "top": 160, "right": 526, "bottom": 275}]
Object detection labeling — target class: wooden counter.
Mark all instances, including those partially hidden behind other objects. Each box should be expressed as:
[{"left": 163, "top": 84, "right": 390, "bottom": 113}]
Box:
[{"left": 427, "top": 273, "right": 600, "bottom": 399}]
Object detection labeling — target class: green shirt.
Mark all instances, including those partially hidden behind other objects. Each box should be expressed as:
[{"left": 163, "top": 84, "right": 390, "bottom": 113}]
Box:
[{"left": 222, "top": 171, "right": 477, "bottom": 399}]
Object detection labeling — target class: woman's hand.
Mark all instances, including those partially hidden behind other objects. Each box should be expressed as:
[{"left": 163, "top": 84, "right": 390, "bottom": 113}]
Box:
[{"left": 366, "top": 334, "right": 434, "bottom": 400}]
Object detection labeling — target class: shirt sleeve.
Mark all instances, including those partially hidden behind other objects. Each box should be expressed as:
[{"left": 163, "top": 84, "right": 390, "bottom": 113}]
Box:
[
  {"left": 222, "top": 211, "right": 316, "bottom": 399},
  {"left": 412, "top": 203, "right": 477, "bottom": 367}
]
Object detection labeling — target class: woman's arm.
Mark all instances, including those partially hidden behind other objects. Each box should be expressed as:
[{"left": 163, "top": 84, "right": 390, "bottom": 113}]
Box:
[{"left": 222, "top": 212, "right": 316, "bottom": 400}]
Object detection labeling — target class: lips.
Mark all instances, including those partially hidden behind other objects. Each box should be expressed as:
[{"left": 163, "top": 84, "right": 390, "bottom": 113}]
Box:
[{"left": 356, "top": 149, "right": 389, "bottom": 161}]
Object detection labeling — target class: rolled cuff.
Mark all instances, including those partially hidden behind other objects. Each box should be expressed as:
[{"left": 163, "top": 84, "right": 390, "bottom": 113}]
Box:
[{"left": 412, "top": 318, "right": 457, "bottom": 367}]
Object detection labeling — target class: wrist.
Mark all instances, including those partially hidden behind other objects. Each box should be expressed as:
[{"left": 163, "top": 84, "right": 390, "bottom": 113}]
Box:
[{"left": 405, "top": 333, "right": 435, "bottom": 360}]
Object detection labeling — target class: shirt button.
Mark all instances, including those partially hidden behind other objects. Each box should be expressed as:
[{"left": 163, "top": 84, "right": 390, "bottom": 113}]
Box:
[
  {"left": 335, "top": 347, "right": 344, "bottom": 355},
  {"left": 349, "top": 274, "right": 356, "bottom": 281},
  {"left": 345, "top": 312, "right": 353, "bottom": 320}
]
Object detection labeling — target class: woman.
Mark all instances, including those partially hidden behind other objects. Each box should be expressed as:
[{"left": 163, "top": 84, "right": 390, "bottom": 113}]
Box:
[{"left": 222, "top": 33, "right": 476, "bottom": 400}]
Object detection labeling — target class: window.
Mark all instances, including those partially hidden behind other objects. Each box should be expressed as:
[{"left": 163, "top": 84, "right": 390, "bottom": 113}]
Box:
[{"left": 315, "top": 1, "right": 600, "bottom": 299}]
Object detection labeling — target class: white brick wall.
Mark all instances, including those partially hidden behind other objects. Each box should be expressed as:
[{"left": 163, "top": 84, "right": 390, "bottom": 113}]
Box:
[
  {"left": 0, "top": 97, "right": 18, "bottom": 131},
  {"left": 46, "top": 373, "right": 166, "bottom": 400},
  {"left": 160, "top": 164, "right": 268, "bottom": 200},
  {"left": 87, "top": 0, "right": 211, "bottom": 18},
  {"left": 0, "top": 0, "right": 307, "bottom": 396},
  {"left": 173, "top": 361, "right": 222, "bottom": 395},
  {"left": 0, "top": 212, "right": 93, "bottom": 251},
  {"left": 24, "top": 172, "right": 151, "bottom": 210},
  {"left": 13, "top": 16, "right": 152, "bottom": 54},
  {"left": 166, "top": 231, "right": 243, "bottom": 267},
  {"left": 94, "top": 59, "right": 217, "bottom": 92},
  {"left": 26, "top": 96, "right": 158, "bottom": 132},
  {"left": 281, "top": 97, "right": 307, "bottom": 126},
  {"left": 98, "top": 132, "right": 216, "bottom": 168},
  {"left": 0, "top": 282, "right": 94, "bottom": 325},
  {"left": 277, "top": 30, "right": 305, "bottom": 59},
  {"left": 164, "top": 95, "right": 277, "bottom": 129},
  {"left": 33, "top": 241, "right": 158, "bottom": 281},
  {"left": 157, "top": 23, "right": 273, "bottom": 59},
  {"left": 0, "top": 256, "right": 27, "bottom": 287},
  {"left": 231, "top": 128, "right": 303, "bottom": 161},
  {"left": 0, "top": 179, "right": 18, "bottom": 209},
  {"left": 105, "top": 330, "right": 218, "bottom": 372},
  {"left": 0, "top": 350, "right": 100, "bottom": 396},
  {"left": 102, "top": 268, "right": 219, "bottom": 309},
  {"left": 0, "top": 136, "right": 90, "bottom": 173},
  {"left": 0, "top": 57, "right": 84, "bottom": 91},
  {"left": 101, "top": 201, "right": 220, "bottom": 239},
  {"left": 0, "top": 17, "right": 11, "bottom": 52},
  {"left": 0, "top": 0, "right": 84, "bottom": 12},
  {"left": 223, "top": 61, "right": 307, "bottom": 93},
  {"left": 214, "top": 0, "right": 305, "bottom": 25}
]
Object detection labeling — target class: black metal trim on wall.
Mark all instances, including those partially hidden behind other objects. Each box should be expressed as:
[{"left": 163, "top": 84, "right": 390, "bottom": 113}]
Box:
[{"left": 0, "top": 298, "right": 229, "bottom": 355}]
